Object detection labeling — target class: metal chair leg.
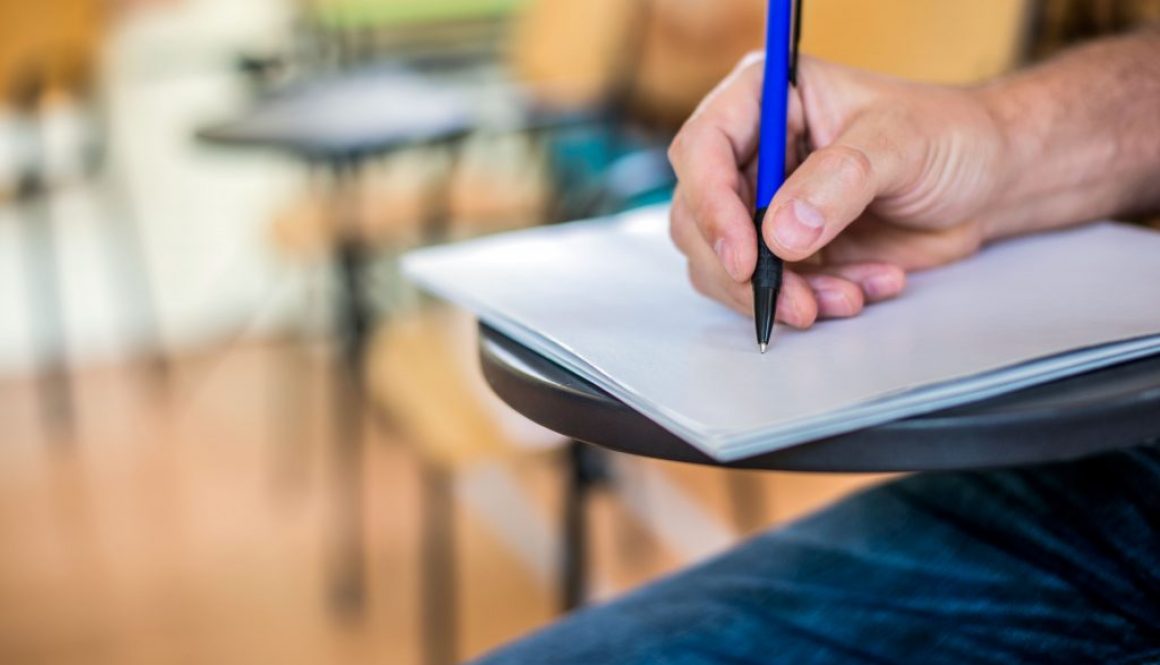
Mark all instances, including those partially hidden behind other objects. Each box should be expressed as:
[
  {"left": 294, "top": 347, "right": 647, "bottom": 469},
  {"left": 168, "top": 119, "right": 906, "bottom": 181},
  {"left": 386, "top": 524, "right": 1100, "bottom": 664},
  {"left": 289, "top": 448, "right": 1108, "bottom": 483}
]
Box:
[
  {"left": 327, "top": 160, "right": 372, "bottom": 619},
  {"left": 420, "top": 462, "right": 457, "bottom": 665},
  {"left": 561, "top": 439, "right": 608, "bottom": 612},
  {"left": 96, "top": 155, "right": 172, "bottom": 393},
  {"left": 328, "top": 338, "right": 367, "bottom": 619},
  {"left": 9, "top": 65, "right": 75, "bottom": 440},
  {"left": 17, "top": 172, "right": 75, "bottom": 440},
  {"left": 725, "top": 471, "right": 771, "bottom": 535}
]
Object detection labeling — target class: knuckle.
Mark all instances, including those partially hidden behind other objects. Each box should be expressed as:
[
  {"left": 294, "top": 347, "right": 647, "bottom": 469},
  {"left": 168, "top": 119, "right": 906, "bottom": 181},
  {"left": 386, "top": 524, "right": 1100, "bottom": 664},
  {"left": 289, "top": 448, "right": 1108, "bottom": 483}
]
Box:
[
  {"left": 669, "top": 119, "right": 707, "bottom": 173},
  {"left": 819, "top": 144, "right": 874, "bottom": 190}
]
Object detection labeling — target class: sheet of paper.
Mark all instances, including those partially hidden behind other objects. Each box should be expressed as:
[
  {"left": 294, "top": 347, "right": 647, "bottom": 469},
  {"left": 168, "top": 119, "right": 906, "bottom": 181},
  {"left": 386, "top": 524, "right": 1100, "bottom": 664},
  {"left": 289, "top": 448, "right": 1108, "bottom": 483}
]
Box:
[{"left": 403, "top": 206, "right": 1160, "bottom": 461}]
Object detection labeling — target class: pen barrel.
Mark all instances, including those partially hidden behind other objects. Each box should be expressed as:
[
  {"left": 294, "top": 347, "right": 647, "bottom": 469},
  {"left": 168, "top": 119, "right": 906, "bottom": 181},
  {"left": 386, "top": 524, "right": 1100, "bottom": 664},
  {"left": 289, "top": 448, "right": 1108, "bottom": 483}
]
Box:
[
  {"left": 752, "top": 207, "right": 783, "bottom": 289},
  {"left": 756, "top": 0, "right": 794, "bottom": 208}
]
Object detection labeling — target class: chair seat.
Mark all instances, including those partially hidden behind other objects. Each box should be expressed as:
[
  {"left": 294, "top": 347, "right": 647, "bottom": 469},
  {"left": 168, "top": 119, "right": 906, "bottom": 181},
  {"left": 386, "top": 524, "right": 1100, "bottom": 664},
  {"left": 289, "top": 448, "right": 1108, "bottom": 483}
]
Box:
[{"left": 367, "top": 306, "right": 562, "bottom": 468}]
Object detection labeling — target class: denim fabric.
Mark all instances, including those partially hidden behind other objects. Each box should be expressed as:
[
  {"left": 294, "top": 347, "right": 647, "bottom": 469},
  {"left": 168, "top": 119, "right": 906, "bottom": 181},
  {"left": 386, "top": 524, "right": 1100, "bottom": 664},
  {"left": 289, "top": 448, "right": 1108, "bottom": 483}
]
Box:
[{"left": 471, "top": 445, "right": 1160, "bottom": 665}]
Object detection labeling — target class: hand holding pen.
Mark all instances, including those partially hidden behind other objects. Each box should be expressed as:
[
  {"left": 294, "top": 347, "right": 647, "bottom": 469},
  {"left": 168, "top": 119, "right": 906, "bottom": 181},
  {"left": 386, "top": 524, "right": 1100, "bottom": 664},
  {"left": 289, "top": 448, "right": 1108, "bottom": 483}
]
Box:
[{"left": 667, "top": 6, "right": 1009, "bottom": 337}]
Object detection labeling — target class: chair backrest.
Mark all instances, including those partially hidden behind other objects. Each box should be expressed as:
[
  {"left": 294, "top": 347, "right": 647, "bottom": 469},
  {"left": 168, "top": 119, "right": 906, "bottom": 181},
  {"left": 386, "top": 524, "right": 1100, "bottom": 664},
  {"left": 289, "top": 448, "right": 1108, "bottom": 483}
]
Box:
[
  {"left": 507, "top": 0, "right": 640, "bottom": 109},
  {"left": 0, "top": 0, "right": 105, "bottom": 104},
  {"left": 368, "top": 308, "right": 561, "bottom": 466}
]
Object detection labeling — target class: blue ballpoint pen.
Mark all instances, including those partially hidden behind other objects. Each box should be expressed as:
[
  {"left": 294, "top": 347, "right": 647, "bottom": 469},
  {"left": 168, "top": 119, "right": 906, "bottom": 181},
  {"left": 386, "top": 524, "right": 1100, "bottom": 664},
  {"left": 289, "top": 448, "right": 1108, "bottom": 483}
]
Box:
[{"left": 754, "top": 0, "right": 802, "bottom": 353}]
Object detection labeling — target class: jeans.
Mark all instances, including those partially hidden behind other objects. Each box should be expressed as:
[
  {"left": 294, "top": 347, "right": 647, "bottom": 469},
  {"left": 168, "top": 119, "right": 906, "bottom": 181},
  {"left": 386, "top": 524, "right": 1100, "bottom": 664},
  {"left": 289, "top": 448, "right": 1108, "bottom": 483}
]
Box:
[{"left": 471, "top": 445, "right": 1160, "bottom": 665}]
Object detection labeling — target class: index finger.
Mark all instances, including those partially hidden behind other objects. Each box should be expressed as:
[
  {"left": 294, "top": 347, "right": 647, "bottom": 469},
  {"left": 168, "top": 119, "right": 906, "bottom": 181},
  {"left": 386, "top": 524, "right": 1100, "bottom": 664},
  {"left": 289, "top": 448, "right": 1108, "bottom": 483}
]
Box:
[{"left": 667, "top": 54, "right": 765, "bottom": 282}]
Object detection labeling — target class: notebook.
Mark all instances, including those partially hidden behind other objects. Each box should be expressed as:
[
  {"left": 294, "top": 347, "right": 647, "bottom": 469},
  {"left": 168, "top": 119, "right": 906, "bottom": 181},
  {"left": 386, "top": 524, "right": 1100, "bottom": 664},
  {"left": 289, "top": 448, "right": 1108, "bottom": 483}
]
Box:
[{"left": 402, "top": 205, "right": 1160, "bottom": 462}]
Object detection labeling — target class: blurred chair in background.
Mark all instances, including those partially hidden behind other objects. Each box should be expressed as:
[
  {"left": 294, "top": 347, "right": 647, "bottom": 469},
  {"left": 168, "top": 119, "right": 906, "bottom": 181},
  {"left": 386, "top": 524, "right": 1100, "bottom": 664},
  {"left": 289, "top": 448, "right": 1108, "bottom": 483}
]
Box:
[
  {"left": 368, "top": 307, "right": 562, "bottom": 665},
  {"left": 4, "top": 64, "right": 77, "bottom": 435},
  {"left": 802, "top": 0, "right": 1030, "bottom": 83},
  {"left": 0, "top": 0, "right": 169, "bottom": 438}
]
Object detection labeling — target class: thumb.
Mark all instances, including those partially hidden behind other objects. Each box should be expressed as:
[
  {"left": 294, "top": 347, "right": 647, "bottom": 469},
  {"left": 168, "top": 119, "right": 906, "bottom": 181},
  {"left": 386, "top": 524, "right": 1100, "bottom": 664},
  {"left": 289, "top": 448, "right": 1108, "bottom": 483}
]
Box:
[{"left": 763, "top": 116, "right": 910, "bottom": 262}]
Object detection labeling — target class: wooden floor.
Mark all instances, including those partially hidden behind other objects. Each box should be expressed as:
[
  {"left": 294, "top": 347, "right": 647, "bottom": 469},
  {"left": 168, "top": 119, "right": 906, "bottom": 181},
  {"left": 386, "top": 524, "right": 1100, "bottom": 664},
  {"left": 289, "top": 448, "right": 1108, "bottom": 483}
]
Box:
[{"left": 0, "top": 337, "right": 886, "bottom": 664}]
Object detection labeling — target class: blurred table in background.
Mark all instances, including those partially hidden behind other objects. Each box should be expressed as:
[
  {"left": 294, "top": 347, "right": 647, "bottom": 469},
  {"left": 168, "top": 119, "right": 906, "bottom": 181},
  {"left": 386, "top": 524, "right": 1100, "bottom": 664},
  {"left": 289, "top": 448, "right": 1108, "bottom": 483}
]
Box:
[
  {"left": 199, "top": 66, "right": 486, "bottom": 160},
  {"left": 199, "top": 64, "right": 494, "bottom": 632},
  {"left": 196, "top": 55, "right": 660, "bottom": 665}
]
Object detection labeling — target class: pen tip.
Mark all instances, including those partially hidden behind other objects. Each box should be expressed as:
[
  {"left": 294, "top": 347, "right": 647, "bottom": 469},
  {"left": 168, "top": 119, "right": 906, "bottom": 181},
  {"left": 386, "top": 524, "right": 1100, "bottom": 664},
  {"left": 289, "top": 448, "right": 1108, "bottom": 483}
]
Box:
[{"left": 759, "top": 343, "right": 768, "bottom": 354}]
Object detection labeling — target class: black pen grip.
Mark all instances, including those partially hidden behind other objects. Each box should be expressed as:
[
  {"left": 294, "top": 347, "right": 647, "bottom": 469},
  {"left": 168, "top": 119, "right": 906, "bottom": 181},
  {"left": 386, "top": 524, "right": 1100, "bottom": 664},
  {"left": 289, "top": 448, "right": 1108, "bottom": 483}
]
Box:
[
  {"left": 753, "top": 207, "right": 783, "bottom": 289},
  {"left": 753, "top": 207, "right": 782, "bottom": 347}
]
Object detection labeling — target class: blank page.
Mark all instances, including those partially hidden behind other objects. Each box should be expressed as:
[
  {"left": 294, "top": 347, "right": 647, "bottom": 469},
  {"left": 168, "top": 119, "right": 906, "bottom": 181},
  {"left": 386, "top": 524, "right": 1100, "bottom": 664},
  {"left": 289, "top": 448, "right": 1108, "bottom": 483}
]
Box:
[{"left": 403, "top": 206, "right": 1160, "bottom": 461}]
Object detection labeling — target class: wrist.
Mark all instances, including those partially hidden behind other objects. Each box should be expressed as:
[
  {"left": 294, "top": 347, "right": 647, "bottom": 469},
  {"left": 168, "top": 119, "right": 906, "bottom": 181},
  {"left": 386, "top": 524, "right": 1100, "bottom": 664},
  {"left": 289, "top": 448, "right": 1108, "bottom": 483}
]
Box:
[{"left": 971, "top": 82, "right": 1036, "bottom": 243}]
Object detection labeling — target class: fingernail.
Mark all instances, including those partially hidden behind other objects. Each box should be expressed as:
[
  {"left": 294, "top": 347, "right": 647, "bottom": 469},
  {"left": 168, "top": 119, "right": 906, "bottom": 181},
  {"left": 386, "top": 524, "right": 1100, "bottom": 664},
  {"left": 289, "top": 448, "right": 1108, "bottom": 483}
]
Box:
[
  {"left": 714, "top": 238, "right": 739, "bottom": 281},
  {"left": 771, "top": 200, "right": 825, "bottom": 253}
]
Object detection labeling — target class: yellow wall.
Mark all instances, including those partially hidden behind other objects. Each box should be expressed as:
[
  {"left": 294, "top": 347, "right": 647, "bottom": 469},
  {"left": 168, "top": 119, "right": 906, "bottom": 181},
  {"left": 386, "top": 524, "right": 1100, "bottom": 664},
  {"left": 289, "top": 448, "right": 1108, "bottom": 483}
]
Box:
[{"left": 801, "top": 0, "right": 1031, "bottom": 83}]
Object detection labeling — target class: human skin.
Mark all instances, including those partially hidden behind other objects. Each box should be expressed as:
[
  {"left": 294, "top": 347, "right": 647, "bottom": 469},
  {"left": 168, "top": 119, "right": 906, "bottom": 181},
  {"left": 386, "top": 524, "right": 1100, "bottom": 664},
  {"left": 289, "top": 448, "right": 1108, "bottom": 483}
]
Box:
[{"left": 667, "top": 26, "right": 1160, "bottom": 328}]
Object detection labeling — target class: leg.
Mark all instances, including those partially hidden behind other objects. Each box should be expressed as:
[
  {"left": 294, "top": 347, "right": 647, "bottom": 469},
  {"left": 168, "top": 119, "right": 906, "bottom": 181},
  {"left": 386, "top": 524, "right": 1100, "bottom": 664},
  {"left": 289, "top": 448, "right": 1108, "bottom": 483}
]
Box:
[
  {"left": 8, "top": 68, "right": 74, "bottom": 437},
  {"left": 561, "top": 440, "right": 590, "bottom": 612},
  {"left": 472, "top": 444, "right": 1160, "bottom": 664},
  {"left": 17, "top": 173, "right": 75, "bottom": 439},
  {"left": 81, "top": 80, "right": 170, "bottom": 394},
  {"left": 328, "top": 294, "right": 367, "bottom": 617},
  {"left": 96, "top": 147, "right": 171, "bottom": 393},
  {"left": 328, "top": 161, "right": 373, "bottom": 618},
  {"left": 273, "top": 163, "right": 329, "bottom": 494},
  {"left": 270, "top": 326, "right": 312, "bottom": 494},
  {"left": 421, "top": 461, "right": 458, "bottom": 665},
  {"left": 725, "top": 469, "right": 770, "bottom": 535},
  {"left": 561, "top": 440, "right": 610, "bottom": 612}
]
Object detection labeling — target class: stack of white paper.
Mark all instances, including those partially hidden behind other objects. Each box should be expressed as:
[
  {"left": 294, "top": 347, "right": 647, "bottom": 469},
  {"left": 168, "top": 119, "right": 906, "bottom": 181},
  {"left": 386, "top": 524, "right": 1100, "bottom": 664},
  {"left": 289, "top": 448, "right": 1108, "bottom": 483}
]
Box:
[{"left": 403, "top": 206, "right": 1160, "bottom": 462}]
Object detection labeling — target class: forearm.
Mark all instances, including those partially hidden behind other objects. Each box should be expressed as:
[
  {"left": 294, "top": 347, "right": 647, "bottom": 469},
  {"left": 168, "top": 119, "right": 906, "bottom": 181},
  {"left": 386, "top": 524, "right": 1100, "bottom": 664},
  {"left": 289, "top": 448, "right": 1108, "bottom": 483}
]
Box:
[{"left": 978, "top": 25, "right": 1160, "bottom": 240}]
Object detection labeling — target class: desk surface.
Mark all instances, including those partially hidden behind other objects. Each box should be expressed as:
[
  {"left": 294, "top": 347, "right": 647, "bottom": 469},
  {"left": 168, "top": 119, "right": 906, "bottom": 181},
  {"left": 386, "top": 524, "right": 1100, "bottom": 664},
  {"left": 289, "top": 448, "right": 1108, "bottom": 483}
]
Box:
[
  {"left": 198, "top": 67, "right": 484, "bottom": 159},
  {"left": 479, "top": 325, "right": 1160, "bottom": 472},
  {"left": 197, "top": 65, "right": 596, "bottom": 160}
]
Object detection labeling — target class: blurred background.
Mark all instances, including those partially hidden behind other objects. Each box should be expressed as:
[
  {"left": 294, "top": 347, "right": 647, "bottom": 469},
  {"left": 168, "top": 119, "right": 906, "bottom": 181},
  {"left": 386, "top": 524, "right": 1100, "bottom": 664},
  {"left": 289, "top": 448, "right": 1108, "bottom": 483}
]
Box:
[{"left": 0, "top": 0, "right": 1156, "bottom": 663}]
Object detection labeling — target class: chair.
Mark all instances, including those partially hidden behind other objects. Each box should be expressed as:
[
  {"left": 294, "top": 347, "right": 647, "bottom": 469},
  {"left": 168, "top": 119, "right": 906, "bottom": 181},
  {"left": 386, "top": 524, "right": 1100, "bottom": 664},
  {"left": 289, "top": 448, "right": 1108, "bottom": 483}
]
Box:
[
  {"left": 801, "top": 0, "right": 1031, "bottom": 83},
  {"left": 0, "top": 0, "right": 168, "bottom": 439},
  {"left": 367, "top": 306, "right": 563, "bottom": 665}
]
